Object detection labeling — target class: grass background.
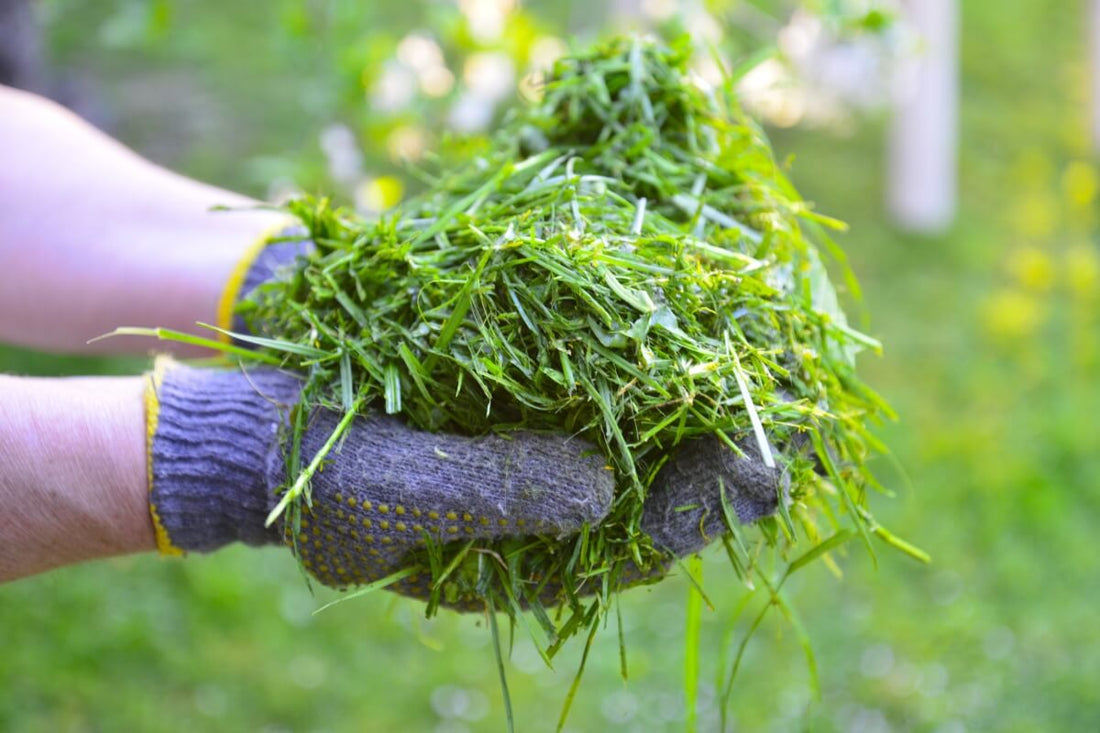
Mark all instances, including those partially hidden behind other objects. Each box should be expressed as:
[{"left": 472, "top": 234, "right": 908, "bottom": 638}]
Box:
[{"left": 2, "top": 1, "right": 1098, "bottom": 730}]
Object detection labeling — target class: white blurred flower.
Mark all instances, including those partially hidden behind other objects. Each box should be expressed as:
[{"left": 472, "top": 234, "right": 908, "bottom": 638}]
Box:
[
  {"left": 918, "top": 663, "right": 950, "bottom": 698},
  {"left": 739, "top": 7, "right": 907, "bottom": 129},
  {"left": 641, "top": 0, "right": 677, "bottom": 22},
  {"left": 355, "top": 175, "right": 404, "bottom": 216},
  {"left": 983, "top": 626, "right": 1016, "bottom": 661},
  {"left": 464, "top": 52, "right": 515, "bottom": 101},
  {"left": 693, "top": 54, "right": 726, "bottom": 89},
  {"left": 509, "top": 638, "right": 546, "bottom": 675},
  {"left": 779, "top": 9, "right": 895, "bottom": 110},
  {"left": 449, "top": 52, "right": 513, "bottom": 131},
  {"left": 397, "top": 33, "right": 445, "bottom": 72},
  {"left": 430, "top": 684, "right": 490, "bottom": 722},
  {"left": 266, "top": 177, "right": 301, "bottom": 205},
  {"left": 371, "top": 60, "right": 418, "bottom": 112},
  {"left": 387, "top": 125, "right": 428, "bottom": 162},
  {"left": 518, "top": 37, "right": 565, "bottom": 103},
  {"left": 727, "top": 5, "right": 910, "bottom": 130},
  {"left": 396, "top": 32, "right": 455, "bottom": 97},
  {"left": 529, "top": 36, "right": 566, "bottom": 72},
  {"left": 319, "top": 123, "right": 363, "bottom": 184},
  {"left": 738, "top": 58, "right": 806, "bottom": 128},
  {"left": 457, "top": 0, "right": 516, "bottom": 43},
  {"left": 396, "top": 31, "right": 455, "bottom": 96},
  {"left": 449, "top": 91, "right": 495, "bottom": 133},
  {"left": 289, "top": 654, "right": 326, "bottom": 690},
  {"left": 860, "top": 643, "right": 896, "bottom": 679},
  {"left": 684, "top": 5, "right": 723, "bottom": 43},
  {"left": 600, "top": 690, "right": 640, "bottom": 723},
  {"left": 420, "top": 66, "right": 455, "bottom": 97}
]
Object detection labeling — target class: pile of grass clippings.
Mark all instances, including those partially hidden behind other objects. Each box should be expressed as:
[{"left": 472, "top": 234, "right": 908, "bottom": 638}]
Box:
[
  {"left": 240, "top": 34, "right": 910, "bottom": 606},
  {"left": 139, "top": 35, "right": 924, "bottom": 726}
]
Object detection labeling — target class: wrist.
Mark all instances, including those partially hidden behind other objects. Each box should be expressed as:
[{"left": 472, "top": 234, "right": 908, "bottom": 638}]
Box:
[
  {"left": 216, "top": 222, "right": 313, "bottom": 338},
  {"left": 0, "top": 375, "right": 151, "bottom": 582},
  {"left": 146, "top": 360, "right": 302, "bottom": 553}
]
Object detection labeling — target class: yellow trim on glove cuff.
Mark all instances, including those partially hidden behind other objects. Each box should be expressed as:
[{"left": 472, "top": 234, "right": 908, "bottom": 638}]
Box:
[
  {"left": 215, "top": 220, "right": 297, "bottom": 342},
  {"left": 145, "top": 356, "right": 184, "bottom": 556}
]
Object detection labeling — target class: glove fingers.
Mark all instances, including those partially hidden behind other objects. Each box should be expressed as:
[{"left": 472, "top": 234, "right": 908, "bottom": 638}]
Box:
[
  {"left": 279, "top": 410, "right": 616, "bottom": 591},
  {"left": 641, "top": 436, "right": 784, "bottom": 558}
]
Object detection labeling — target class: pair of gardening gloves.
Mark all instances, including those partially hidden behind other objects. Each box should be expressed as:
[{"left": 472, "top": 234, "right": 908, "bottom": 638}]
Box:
[{"left": 147, "top": 228, "right": 784, "bottom": 608}]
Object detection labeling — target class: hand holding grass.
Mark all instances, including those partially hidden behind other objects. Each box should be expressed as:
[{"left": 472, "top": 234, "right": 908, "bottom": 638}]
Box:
[{"left": 145, "top": 360, "right": 781, "bottom": 609}]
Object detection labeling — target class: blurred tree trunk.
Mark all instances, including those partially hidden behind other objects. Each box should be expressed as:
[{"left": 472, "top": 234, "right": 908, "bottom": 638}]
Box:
[
  {"left": 887, "top": 0, "right": 959, "bottom": 234},
  {"left": 0, "top": 0, "right": 47, "bottom": 92}
]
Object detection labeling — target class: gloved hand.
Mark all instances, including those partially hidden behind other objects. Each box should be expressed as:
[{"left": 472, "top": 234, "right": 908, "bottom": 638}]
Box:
[
  {"left": 145, "top": 361, "right": 616, "bottom": 605},
  {"left": 145, "top": 359, "right": 783, "bottom": 605}
]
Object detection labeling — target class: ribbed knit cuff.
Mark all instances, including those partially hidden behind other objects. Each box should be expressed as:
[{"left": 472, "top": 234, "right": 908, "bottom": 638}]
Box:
[
  {"left": 147, "top": 361, "right": 303, "bottom": 553},
  {"left": 231, "top": 226, "right": 314, "bottom": 335}
]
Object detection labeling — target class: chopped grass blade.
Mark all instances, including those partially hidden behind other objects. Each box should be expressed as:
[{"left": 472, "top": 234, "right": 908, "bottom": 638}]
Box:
[
  {"left": 684, "top": 555, "right": 704, "bottom": 733},
  {"left": 487, "top": 600, "right": 515, "bottom": 733}
]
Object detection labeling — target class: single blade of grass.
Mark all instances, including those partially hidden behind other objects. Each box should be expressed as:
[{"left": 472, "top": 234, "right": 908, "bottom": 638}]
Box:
[
  {"left": 721, "top": 597, "right": 772, "bottom": 713},
  {"left": 810, "top": 428, "right": 876, "bottom": 565},
  {"left": 383, "top": 363, "right": 402, "bottom": 414},
  {"left": 196, "top": 322, "right": 330, "bottom": 358},
  {"left": 784, "top": 529, "right": 853, "bottom": 580},
  {"left": 773, "top": 590, "right": 820, "bottom": 701},
  {"left": 90, "top": 327, "right": 281, "bottom": 365},
  {"left": 339, "top": 351, "right": 354, "bottom": 411},
  {"left": 727, "top": 337, "right": 775, "bottom": 469},
  {"left": 487, "top": 599, "right": 516, "bottom": 733},
  {"left": 311, "top": 566, "right": 417, "bottom": 614},
  {"left": 616, "top": 596, "right": 629, "bottom": 682},
  {"left": 716, "top": 592, "right": 755, "bottom": 733},
  {"left": 266, "top": 400, "right": 361, "bottom": 527},
  {"left": 422, "top": 247, "right": 492, "bottom": 374},
  {"left": 864, "top": 515, "right": 932, "bottom": 563},
  {"left": 432, "top": 540, "right": 477, "bottom": 590},
  {"left": 684, "top": 554, "right": 704, "bottom": 733},
  {"left": 556, "top": 608, "right": 600, "bottom": 733}
]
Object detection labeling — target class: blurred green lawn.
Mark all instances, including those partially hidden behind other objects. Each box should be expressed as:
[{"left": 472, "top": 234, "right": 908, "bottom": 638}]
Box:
[{"left": 3, "top": 1, "right": 1099, "bottom": 731}]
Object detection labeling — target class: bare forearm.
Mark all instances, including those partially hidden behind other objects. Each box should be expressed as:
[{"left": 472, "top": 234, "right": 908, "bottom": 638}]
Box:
[
  {"left": 0, "top": 374, "right": 153, "bottom": 581},
  {"left": 0, "top": 85, "right": 286, "bottom": 354}
]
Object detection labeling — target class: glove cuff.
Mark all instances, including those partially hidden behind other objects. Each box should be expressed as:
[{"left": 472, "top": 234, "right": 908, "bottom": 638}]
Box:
[
  {"left": 216, "top": 222, "right": 314, "bottom": 338},
  {"left": 145, "top": 358, "right": 302, "bottom": 553}
]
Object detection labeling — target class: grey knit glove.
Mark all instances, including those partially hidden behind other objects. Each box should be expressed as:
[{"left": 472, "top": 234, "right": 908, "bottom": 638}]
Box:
[
  {"left": 145, "top": 361, "right": 616, "bottom": 599},
  {"left": 496, "top": 438, "right": 784, "bottom": 607},
  {"left": 146, "top": 358, "right": 783, "bottom": 606}
]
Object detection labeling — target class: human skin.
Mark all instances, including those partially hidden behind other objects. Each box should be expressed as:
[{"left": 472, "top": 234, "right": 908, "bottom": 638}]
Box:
[
  {"left": 0, "top": 374, "right": 151, "bottom": 581},
  {"left": 0, "top": 85, "right": 280, "bottom": 579},
  {"left": 0, "top": 84, "right": 286, "bottom": 355}
]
